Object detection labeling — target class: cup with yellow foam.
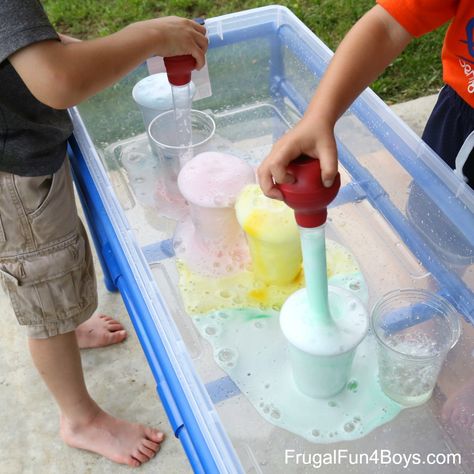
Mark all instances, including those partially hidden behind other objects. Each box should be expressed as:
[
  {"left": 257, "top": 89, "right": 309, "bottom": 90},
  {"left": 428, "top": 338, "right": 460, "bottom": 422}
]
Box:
[{"left": 236, "top": 184, "right": 302, "bottom": 285}]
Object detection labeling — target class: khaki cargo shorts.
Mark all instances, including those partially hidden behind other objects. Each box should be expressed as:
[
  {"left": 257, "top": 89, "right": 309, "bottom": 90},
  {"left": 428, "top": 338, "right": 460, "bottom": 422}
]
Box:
[{"left": 0, "top": 158, "right": 98, "bottom": 338}]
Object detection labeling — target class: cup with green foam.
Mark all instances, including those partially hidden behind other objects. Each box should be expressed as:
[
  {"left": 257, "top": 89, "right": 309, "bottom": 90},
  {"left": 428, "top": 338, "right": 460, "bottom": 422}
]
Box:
[{"left": 277, "top": 156, "right": 368, "bottom": 398}]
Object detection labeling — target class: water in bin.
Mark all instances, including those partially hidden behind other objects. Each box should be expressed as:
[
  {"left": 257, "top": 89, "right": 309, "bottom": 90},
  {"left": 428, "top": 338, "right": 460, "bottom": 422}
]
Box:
[
  {"left": 137, "top": 44, "right": 465, "bottom": 446},
  {"left": 186, "top": 156, "right": 397, "bottom": 443},
  {"left": 178, "top": 153, "right": 462, "bottom": 443}
]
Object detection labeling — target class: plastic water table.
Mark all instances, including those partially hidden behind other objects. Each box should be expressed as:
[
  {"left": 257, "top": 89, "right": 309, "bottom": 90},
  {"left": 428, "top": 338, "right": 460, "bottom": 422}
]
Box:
[{"left": 68, "top": 6, "right": 474, "bottom": 473}]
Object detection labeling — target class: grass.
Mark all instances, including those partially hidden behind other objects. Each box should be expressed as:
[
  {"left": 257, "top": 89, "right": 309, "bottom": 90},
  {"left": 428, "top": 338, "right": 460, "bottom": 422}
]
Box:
[{"left": 42, "top": 0, "right": 447, "bottom": 103}]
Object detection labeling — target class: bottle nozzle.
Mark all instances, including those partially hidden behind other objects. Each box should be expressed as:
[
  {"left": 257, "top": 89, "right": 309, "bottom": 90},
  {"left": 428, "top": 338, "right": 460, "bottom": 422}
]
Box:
[
  {"left": 163, "top": 55, "right": 196, "bottom": 86},
  {"left": 276, "top": 155, "right": 341, "bottom": 227}
]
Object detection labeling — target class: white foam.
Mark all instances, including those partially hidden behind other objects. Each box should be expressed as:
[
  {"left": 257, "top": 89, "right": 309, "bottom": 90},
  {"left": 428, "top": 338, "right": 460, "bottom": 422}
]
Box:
[{"left": 280, "top": 286, "right": 368, "bottom": 356}]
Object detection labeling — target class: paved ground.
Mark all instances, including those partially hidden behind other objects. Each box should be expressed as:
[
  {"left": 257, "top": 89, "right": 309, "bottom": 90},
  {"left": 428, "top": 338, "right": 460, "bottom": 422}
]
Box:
[{"left": 0, "top": 94, "right": 438, "bottom": 474}]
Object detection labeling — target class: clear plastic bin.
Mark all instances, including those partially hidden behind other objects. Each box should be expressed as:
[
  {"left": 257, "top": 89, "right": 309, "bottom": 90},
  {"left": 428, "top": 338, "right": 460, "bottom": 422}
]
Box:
[{"left": 70, "top": 6, "right": 474, "bottom": 473}]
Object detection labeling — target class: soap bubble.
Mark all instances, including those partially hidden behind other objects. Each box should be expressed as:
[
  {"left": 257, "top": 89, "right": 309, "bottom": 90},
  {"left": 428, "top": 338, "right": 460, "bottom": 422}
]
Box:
[
  {"left": 343, "top": 422, "right": 355, "bottom": 433},
  {"left": 270, "top": 409, "right": 281, "bottom": 419},
  {"left": 349, "top": 281, "right": 361, "bottom": 291},
  {"left": 205, "top": 326, "right": 217, "bottom": 336},
  {"left": 347, "top": 379, "right": 358, "bottom": 392},
  {"left": 128, "top": 154, "right": 143, "bottom": 163},
  {"left": 217, "top": 348, "right": 236, "bottom": 363}
]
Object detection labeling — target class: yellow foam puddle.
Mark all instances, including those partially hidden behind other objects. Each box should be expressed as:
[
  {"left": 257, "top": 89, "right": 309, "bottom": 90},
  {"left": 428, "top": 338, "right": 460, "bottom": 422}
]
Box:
[{"left": 177, "top": 239, "right": 361, "bottom": 315}]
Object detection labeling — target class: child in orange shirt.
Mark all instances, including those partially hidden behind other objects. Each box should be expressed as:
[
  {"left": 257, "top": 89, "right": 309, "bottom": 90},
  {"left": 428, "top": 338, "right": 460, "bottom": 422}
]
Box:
[
  {"left": 259, "top": 0, "right": 474, "bottom": 457},
  {"left": 258, "top": 0, "right": 474, "bottom": 195}
]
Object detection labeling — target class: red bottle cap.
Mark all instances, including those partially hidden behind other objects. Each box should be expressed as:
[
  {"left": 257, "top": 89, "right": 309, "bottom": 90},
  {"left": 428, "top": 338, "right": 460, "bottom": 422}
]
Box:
[
  {"left": 164, "top": 55, "right": 196, "bottom": 86},
  {"left": 276, "top": 155, "right": 341, "bottom": 228}
]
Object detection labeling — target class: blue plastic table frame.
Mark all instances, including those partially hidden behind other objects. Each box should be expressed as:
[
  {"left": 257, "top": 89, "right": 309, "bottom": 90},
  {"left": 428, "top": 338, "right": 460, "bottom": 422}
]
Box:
[{"left": 68, "top": 6, "right": 474, "bottom": 473}]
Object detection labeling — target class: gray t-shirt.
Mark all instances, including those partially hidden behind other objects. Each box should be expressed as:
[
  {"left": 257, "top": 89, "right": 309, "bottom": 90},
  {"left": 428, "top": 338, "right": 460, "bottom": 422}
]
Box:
[{"left": 0, "top": 0, "right": 73, "bottom": 176}]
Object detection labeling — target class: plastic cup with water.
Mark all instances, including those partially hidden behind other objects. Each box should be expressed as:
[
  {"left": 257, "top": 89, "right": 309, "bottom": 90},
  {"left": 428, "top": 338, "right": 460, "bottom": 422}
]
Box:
[
  {"left": 371, "top": 289, "right": 461, "bottom": 407},
  {"left": 148, "top": 109, "right": 215, "bottom": 212}
]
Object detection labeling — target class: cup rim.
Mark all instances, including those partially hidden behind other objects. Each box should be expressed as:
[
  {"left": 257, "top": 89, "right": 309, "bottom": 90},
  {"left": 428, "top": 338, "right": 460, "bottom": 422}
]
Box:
[
  {"left": 370, "top": 288, "right": 462, "bottom": 361},
  {"left": 148, "top": 109, "right": 216, "bottom": 151}
]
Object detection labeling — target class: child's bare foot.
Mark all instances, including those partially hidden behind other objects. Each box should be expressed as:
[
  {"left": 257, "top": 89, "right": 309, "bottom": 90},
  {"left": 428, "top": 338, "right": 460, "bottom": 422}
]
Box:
[
  {"left": 60, "top": 408, "right": 164, "bottom": 467},
  {"left": 442, "top": 378, "right": 474, "bottom": 434},
  {"left": 75, "top": 313, "right": 127, "bottom": 349}
]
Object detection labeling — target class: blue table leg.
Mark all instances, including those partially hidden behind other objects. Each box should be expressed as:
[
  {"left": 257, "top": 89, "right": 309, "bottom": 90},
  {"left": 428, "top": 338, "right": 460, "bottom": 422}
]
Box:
[{"left": 68, "top": 144, "right": 118, "bottom": 293}]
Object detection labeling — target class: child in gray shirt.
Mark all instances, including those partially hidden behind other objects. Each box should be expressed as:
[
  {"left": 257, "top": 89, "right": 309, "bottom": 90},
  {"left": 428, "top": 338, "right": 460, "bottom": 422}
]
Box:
[{"left": 0, "top": 0, "right": 207, "bottom": 467}]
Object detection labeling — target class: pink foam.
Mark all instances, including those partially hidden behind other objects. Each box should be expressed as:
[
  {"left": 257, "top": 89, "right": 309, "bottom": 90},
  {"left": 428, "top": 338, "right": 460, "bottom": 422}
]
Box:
[{"left": 178, "top": 152, "right": 256, "bottom": 208}]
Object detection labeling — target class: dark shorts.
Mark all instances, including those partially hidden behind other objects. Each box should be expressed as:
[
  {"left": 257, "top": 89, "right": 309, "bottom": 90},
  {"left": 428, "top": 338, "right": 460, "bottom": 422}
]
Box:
[
  {"left": 422, "top": 85, "right": 474, "bottom": 186},
  {"left": 406, "top": 86, "right": 474, "bottom": 268},
  {"left": 0, "top": 159, "right": 98, "bottom": 338}
]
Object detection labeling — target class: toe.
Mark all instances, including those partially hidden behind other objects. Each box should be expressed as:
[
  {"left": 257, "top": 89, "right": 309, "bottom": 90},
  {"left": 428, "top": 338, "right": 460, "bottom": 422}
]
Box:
[
  {"left": 442, "top": 400, "right": 455, "bottom": 422},
  {"left": 132, "top": 449, "right": 150, "bottom": 464},
  {"left": 107, "top": 322, "right": 125, "bottom": 331},
  {"left": 146, "top": 427, "right": 164, "bottom": 443},
  {"left": 127, "top": 456, "right": 141, "bottom": 468},
  {"left": 108, "top": 330, "right": 127, "bottom": 344},
  {"left": 143, "top": 438, "right": 161, "bottom": 452},
  {"left": 139, "top": 444, "right": 157, "bottom": 458},
  {"left": 100, "top": 314, "right": 121, "bottom": 324}
]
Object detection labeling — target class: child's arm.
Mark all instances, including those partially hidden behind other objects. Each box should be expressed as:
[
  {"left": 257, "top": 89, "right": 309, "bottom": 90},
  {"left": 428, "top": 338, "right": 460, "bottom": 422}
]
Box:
[
  {"left": 258, "top": 5, "right": 412, "bottom": 199},
  {"left": 58, "top": 34, "right": 81, "bottom": 44},
  {"left": 9, "top": 17, "right": 207, "bottom": 109}
]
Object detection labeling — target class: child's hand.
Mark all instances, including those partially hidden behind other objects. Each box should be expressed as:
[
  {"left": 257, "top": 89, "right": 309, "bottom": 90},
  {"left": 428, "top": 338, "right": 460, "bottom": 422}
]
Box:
[
  {"left": 257, "top": 117, "right": 338, "bottom": 200},
  {"left": 131, "top": 16, "right": 208, "bottom": 69}
]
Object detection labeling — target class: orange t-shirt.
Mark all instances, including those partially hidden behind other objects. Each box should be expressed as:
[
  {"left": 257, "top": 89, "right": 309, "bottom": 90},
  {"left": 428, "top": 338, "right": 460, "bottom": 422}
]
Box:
[{"left": 377, "top": 0, "right": 474, "bottom": 107}]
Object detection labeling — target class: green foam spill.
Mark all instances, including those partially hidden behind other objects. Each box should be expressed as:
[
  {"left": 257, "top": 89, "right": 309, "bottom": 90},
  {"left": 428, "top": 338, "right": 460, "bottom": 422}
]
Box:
[{"left": 194, "top": 307, "right": 403, "bottom": 443}]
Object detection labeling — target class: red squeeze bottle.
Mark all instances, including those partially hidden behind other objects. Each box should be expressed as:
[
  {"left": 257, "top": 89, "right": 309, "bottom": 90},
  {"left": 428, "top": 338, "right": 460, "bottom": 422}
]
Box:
[
  {"left": 163, "top": 55, "right": 196, "bottom": 86},
  {"left": 276, "top": 155, "right": 341, "bottom": 228}
]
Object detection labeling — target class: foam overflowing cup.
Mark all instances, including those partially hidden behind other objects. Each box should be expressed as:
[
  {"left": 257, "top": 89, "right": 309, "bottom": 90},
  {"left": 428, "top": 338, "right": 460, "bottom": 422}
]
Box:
[
  {"left": 174, "top": 152, "right": 255, "bottom": 276},
  {"left": 235, "top": 184, "right": 302, "bottom": 285}
]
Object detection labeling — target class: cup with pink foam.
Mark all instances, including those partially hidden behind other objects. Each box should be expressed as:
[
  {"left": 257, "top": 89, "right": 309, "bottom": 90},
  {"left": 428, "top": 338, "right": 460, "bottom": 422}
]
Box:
[{"left": 174, "top": 151, "right": 255, "bottom": 276}]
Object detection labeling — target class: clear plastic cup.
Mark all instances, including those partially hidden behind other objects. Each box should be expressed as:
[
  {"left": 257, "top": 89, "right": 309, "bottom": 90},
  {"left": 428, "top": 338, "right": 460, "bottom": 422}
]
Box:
[
  {"left": 148, "top": 110, "right": 215, "bottom": 209},
  {"left": 132, "top": 73, "right": 196, "bottom": 131},
  {"left": 287, "top": 329, "right": 361, "bottom": 398},
  {"left": 149, "top": 109, "right": 215, "bottom": 164},
  {"left": 371, "top": 289, "right": 461, "bottom": 407}
]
